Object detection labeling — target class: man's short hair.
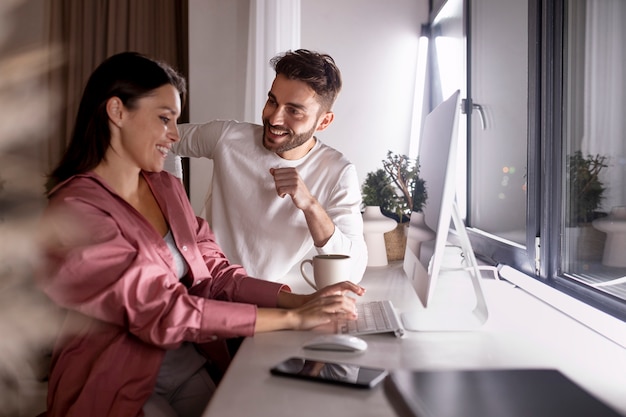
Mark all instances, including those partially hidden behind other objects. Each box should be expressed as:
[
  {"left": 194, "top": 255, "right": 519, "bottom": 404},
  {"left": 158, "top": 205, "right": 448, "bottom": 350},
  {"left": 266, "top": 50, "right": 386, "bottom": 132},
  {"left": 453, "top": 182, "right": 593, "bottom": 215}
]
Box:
[{"left": 270, "top": 49, "right": 342, "bottom": 112}]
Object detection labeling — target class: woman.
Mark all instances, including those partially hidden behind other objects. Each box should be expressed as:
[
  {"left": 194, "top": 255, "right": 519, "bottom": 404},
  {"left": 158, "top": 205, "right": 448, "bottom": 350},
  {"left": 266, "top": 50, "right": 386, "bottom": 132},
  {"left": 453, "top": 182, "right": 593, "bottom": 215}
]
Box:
[{"left": 39, "top": 52, "right": 364, "bottom": 417}]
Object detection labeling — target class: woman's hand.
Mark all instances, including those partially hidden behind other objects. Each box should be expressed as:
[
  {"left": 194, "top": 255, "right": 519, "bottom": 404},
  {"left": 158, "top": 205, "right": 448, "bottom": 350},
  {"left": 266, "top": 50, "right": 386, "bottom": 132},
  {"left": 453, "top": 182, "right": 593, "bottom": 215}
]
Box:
[
  {"left": 311, "top": 281, "right": 366, "bottom": 299},
  {"left": 289, "top": 291, "right": 359, "bottom": 330},
  {"left": 255, "top": 281, "right": 365, "bottom": 333},
  {"left": 277, "top": 281, "right": 365, "bottom": 309}
]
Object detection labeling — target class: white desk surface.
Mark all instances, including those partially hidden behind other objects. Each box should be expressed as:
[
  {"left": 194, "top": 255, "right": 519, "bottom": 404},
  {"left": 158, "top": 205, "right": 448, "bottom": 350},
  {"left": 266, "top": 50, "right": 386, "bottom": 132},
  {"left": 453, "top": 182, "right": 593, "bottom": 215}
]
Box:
[{"left": 202, "top": 262, "right": 626, "bottom": 417}]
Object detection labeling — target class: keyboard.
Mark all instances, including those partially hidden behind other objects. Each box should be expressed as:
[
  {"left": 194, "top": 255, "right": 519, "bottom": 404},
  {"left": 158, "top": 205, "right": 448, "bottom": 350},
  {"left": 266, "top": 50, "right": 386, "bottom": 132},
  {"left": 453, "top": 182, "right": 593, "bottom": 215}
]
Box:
[{"left": 339, "top": 300, "right": 405, "bottom": 337}]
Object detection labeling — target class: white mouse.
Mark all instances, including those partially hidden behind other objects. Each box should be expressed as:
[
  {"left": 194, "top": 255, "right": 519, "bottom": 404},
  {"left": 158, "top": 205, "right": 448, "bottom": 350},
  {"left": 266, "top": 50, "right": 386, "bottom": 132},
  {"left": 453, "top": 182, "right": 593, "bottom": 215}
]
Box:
[{"left": 302, "top": 334, "right": 368, "bottom": 352}]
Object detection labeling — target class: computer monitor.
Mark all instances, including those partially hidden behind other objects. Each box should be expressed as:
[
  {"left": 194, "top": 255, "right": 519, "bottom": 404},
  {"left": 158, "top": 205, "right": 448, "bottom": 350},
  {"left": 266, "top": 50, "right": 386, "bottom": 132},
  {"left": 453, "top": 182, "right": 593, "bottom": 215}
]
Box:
[{"left": 401, "top": 90, "right": 488, "bottom": 331}]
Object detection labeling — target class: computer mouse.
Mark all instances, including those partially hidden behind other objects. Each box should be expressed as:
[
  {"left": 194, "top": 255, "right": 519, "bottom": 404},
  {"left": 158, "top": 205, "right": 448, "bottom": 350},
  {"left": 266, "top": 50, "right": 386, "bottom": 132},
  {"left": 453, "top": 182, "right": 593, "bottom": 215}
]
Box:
[{"left": 302, "top": 334, "right": 368, "bottom": 352}]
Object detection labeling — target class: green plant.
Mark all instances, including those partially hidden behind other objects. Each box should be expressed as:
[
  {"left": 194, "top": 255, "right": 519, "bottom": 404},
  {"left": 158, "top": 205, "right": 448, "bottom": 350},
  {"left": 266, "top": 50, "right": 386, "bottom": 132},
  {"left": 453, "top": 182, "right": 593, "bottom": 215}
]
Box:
[
  {"left": 567, "top": 151, "right": 607, "bottom": 225},
  {"left": 361, "top": 169, "right": 396, "bottom": 213},
  {"left": 361, "top": 151, "right": 427, "bottom": 223}
]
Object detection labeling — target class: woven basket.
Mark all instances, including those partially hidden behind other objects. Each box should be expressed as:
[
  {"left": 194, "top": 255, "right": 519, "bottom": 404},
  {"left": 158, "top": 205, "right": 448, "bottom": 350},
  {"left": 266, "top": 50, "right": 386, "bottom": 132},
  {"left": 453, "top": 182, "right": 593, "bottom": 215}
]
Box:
[{"left": 384, "top": 223, "right": 408, "bottom": 261}]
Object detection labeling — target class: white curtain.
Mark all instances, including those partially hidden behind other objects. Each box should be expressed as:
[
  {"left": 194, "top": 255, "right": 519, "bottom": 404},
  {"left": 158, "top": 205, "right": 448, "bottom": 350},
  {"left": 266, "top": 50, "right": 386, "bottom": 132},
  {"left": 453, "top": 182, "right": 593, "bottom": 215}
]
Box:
[
  {"left": 244, "top": 0, "right": 301, "bottom": 123},
  {"left": 581, "top": 0, "right": 626, "bottom": 212}
]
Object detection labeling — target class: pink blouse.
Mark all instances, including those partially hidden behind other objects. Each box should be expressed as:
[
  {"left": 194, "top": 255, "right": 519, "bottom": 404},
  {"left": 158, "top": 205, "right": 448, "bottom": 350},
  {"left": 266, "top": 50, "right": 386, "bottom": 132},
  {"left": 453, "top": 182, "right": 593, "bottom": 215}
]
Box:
[{"left": 40, "top": 171, "right": 288, "bottom": 417}]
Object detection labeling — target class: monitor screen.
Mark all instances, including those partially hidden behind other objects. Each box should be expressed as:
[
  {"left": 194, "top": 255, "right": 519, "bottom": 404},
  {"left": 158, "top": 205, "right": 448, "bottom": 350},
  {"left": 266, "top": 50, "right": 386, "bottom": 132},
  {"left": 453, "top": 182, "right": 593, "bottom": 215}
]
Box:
[
  {"left": 401, "top": 90, "right": 488, "bottom": 331},
  {"left": 403, "top": 90, "right": 460, "bottom": 307}
]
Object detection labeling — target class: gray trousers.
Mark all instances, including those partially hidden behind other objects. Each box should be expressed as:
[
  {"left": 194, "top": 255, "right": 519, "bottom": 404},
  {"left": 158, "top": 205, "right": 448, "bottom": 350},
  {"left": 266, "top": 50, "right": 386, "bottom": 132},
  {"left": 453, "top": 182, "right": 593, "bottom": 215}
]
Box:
[{"left": 143, "top": 343, "right": 216, "bottom": 417}]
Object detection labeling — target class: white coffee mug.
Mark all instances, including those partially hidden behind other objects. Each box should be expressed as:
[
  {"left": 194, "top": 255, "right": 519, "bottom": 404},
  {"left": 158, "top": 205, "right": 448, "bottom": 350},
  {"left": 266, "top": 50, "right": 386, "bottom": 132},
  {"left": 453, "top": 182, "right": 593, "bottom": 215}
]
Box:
[{"left": 300, "top": 254, "right": 351, "bottom": 290}]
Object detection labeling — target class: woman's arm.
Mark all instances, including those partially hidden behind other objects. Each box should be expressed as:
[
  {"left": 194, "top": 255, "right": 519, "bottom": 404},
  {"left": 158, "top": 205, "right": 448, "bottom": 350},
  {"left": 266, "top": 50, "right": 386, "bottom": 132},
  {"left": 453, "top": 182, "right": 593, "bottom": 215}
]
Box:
[
  {"left": 42, "top": 181, "right": 258, "bottom": 347},
  {"left": 159, "top": 173, "right": 368, "bottom": 334},
  {"left": 253, "top": 281, "right": 366, "bottom": 333},
  {"left": 276, "top": 281, "right": 365, "bottom": 309},
  {"left": 255, "top": 286, "right": 363, "bottom": 332}
]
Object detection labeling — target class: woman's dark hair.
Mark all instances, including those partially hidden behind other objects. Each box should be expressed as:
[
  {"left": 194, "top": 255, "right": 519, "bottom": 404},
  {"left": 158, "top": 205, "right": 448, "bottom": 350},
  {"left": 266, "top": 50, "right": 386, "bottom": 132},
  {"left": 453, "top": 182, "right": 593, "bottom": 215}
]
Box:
[
  {"left": 46, "top": 52, "right": 186, "bottom": 192},
  {"left": 270, "top": 49, "right": 342, "bottom": 113}
]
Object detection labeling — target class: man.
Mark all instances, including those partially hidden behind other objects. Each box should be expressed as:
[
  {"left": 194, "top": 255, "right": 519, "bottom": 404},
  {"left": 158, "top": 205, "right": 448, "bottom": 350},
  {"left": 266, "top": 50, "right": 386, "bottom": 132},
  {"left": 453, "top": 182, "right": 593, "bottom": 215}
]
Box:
[{"left": 169, "top": 49, "right": 367, "bottom": 283}]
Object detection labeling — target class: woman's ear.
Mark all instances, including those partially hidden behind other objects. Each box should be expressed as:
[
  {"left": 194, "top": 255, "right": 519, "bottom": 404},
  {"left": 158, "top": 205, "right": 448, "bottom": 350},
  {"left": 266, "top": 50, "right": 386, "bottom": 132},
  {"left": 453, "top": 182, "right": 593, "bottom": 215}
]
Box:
[
  {"left": 316, "top": 111, "right": 335, "bottom": 132},
  {"left": 106, "top": 97, "right": 124, "bottom": 128}
]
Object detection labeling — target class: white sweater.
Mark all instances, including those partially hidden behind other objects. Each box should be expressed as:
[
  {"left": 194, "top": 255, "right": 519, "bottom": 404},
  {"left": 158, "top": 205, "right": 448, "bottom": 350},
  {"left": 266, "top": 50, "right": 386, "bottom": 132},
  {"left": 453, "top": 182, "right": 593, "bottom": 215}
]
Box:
[{"left": 169, "top": 120, "right": 367, "bottom": 283}]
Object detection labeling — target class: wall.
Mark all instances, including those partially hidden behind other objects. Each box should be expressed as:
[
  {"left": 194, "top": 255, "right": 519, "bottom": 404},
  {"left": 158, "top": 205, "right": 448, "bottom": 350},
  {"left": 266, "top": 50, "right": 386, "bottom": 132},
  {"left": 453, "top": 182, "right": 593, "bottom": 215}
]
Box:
[
  {"left": 187, "top": 0, "right": 429, "bottom": 214},
  {"left": 300, "top": 0, "right": 427, "bottom": 186},
  {"left": 187, "top": 0, "right": 250, "bottom": 215},
  {"left": 13, "top": 0, "right": 428, "bottom": 215}
]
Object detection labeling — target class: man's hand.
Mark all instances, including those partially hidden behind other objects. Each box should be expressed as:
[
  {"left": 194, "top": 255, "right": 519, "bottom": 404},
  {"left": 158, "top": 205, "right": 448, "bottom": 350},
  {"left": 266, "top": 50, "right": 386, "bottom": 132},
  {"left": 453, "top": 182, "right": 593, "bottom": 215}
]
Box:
[
  {"left": 269, "top": 167, "right": 315, "bottom": 210},
  {"left": 269, "top": 167, "right": 335, "bottom": 247}
]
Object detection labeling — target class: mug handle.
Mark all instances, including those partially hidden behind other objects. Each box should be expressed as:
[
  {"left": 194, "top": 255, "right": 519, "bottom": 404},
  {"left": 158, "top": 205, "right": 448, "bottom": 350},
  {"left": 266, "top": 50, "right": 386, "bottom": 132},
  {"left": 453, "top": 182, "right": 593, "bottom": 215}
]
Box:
[{"left": 299, "top": 259, "right": 317, "bottom": 290}]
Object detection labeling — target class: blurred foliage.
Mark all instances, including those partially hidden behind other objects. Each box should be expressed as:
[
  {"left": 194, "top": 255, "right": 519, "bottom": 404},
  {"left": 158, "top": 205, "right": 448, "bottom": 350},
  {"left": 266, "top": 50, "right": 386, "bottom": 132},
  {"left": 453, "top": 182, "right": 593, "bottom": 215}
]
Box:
[
  {"left": 567, "top": 151, "right": 607, "bottom": 225},
  {"left": 0, "top": 1, "right": 64, "bottom": 416}
]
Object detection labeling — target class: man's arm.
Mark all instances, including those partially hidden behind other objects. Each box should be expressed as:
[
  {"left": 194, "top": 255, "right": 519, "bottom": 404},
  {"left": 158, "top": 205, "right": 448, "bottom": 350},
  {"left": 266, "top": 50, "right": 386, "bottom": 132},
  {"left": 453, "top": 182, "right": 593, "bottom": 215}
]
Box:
[
  {"left": 163, "top": 151, "right": 183, "bottom": 179},
  {"left": 164, "top": 122, "right": 225, "bottom": 178},
  {"left": 173, "top": 121, "right": 228, "bottom": 158},
  {"left": 270, "top": 167, "right": 335, "bottom": 247},
  {"left": 270, "top": 166, "right": 368, "bottom": 283}
]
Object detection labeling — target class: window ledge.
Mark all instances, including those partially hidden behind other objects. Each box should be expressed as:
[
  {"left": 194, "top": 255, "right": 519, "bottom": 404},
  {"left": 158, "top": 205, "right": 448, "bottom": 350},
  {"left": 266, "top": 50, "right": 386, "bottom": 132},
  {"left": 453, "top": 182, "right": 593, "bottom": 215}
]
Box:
[{"left": 499, "top": 265, "right": 626, "bottom": 349}]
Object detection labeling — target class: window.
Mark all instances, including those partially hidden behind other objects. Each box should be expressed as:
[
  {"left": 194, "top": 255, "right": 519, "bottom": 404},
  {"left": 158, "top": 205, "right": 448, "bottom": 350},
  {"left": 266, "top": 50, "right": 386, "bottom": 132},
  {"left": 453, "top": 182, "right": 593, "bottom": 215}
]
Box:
[
  {"left": 520, "top": 0, "right": 625, "bottom": 319},
  {"left": 556, "top": 0, "right": 626, "bottom": 315},
  {"left": 429, "top": 0, "right": 626, "bottom": 321}
]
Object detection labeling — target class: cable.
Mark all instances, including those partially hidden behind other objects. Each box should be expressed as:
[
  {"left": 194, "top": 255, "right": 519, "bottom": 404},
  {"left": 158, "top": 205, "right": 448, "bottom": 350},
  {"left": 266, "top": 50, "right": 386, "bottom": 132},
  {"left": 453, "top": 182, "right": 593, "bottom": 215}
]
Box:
[{"left": 439, "top": 245, "right": 501, "bottom": 280}]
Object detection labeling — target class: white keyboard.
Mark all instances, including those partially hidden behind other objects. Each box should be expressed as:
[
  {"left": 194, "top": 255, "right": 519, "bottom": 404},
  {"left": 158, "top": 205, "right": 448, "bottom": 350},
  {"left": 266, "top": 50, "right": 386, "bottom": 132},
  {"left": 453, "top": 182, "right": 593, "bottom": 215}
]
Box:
[{"left": 339, "top": 300, "right": 405, "bottom": 337}]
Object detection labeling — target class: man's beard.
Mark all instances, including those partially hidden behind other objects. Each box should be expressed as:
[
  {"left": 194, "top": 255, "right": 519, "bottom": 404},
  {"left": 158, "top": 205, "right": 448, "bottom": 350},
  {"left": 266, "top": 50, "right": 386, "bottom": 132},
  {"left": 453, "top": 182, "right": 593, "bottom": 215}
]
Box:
[{"left": 262, "top": 119, "right": 317, "bottom": 154}]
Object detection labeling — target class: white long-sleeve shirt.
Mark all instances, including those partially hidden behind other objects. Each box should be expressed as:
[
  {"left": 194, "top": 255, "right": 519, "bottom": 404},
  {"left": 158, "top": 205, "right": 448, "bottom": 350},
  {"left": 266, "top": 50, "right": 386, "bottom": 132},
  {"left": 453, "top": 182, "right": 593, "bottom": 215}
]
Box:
[{"left": 170, "top": 120, "right": 367, "bottom": 283}]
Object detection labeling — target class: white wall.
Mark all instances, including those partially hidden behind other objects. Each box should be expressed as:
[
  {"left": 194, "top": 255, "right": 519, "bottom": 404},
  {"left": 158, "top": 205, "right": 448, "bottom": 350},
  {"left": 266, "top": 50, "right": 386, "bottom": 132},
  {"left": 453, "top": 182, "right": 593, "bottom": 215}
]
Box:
[
  {"left": 187, "top": 0, "right": 250, "bottom": 215},
  {"left": 188, "top": 0, "right": 429, "bottom": 214},
  {"left": 300, "top": 0, "right": 427, "bottom": 186}
]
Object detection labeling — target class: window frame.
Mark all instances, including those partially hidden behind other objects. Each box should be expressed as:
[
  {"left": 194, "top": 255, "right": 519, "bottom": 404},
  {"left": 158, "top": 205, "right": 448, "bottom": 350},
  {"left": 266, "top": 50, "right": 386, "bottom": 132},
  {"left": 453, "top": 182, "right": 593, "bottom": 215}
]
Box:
[{"left": 460, "top": 0, "right": 626, "bottom": 322}]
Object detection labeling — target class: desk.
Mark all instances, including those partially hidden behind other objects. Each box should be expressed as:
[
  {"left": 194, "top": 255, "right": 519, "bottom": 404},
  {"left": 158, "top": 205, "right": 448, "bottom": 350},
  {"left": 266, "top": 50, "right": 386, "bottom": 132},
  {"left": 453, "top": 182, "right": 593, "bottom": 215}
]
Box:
[{"left": 202, "top": 262, "right": 626, "bottom": 417}]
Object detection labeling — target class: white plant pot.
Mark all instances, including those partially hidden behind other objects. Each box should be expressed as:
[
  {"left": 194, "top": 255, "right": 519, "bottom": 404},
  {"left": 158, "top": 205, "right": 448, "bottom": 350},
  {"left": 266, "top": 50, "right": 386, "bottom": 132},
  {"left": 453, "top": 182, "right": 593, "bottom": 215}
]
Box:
[
  {"left": 362, "top": 206, "right": 397, "bottom": 267},
  {"left": 592, "top": 206, "right": 626, "bottom": 267}
]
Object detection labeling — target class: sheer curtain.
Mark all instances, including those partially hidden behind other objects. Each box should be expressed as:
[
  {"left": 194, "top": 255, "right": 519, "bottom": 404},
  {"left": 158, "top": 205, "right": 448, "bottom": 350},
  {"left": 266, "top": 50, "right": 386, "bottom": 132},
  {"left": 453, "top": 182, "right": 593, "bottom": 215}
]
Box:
[
  {"left": 244, "top": 0, "right": 300, "bottom": 123},
  {"left": 581, "top": 0, "right": 626, "bottom": 212},
  {"left": 46, "top": 0, "right": 188, "bottom": 171}
]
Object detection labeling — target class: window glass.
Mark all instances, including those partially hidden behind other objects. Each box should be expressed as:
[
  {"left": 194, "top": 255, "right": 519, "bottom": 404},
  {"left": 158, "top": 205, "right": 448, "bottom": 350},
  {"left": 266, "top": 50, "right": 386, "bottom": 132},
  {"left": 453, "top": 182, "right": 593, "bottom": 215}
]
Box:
[
  {"left": 468, "top": 0, "right": 528, "bottom": 247},
  {"left": 561, "top": 0, "right": 626, "bottom": 301}
]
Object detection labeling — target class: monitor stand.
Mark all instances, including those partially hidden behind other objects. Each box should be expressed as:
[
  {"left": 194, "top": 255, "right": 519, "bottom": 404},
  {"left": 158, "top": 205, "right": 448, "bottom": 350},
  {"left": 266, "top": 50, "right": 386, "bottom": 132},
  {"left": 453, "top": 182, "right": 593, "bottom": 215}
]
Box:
[{"left": 401, "top": 203, "right": 489, "bottom": 331}]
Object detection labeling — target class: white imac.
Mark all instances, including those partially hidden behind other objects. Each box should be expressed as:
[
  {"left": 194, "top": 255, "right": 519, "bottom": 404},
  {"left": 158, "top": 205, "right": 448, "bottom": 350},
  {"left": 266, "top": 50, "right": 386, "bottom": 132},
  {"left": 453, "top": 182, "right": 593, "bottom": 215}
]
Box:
[{"left": 401, "top": 90, "right": 489, "bottom": 331}]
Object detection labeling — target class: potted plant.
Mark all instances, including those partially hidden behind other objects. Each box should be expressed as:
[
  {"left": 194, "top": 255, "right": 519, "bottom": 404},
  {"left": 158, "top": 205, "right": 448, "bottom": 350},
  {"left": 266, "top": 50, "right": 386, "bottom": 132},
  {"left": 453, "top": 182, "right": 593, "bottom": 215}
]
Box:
[
  {"left": 381, "top": 151, "right": 427, "bottom": 222},
  {"left": 361, "top": 151, "right": 428, "bottom": 262},
  {"left": 566, "top": 151, "right": 608, "bottom": 261},
  {"left": 360, "top": 168, "right": 399, "bottom": 266},
  {"left": 361, "top": 151, "right": 427, "bottom": 221},
  {"left": 361, "top": 168, "right": 397, "bottom": 214}
]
